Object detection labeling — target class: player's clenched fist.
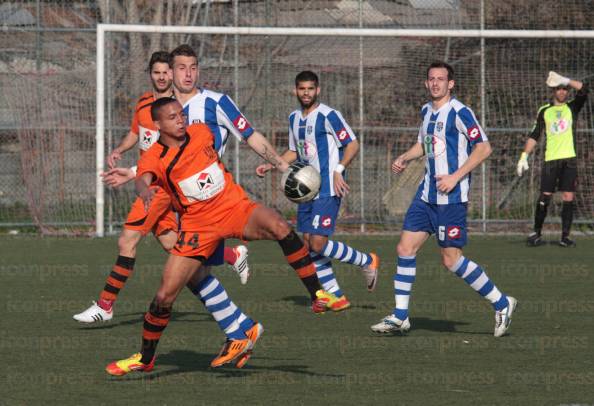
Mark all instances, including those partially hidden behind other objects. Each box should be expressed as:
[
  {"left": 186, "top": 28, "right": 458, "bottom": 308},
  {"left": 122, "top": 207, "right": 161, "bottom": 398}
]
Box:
[
  {"left": 392, "top": 155, "right": 408, "bottom": 173},
  {"left": 256, "top": 163, "right": 273, "bottom": 177}
]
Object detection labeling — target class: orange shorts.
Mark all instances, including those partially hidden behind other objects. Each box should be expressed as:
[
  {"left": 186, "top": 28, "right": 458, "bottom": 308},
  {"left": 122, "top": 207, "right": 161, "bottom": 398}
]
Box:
[
  {"left": 124, "top": 187, "right": 178, "bottom": 236},
  {"left": 171, "top": 199, "right": 259, "bottom": 260}
]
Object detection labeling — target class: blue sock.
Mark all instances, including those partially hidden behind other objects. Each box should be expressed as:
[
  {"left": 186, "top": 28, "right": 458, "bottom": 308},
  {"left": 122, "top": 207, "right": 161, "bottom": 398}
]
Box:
[
  {"left": 192, "top": 274, "right": 249, "bottom": 339},
  {"left": 449, "top": 256, "right": 509, "bottom": 311},
  {"left": 311, "top": 253, "right": 343, "bottom": 297},
  {"left": 393, "top": 255, "right": 416, "bottom": 320},
  {"left": 322, "top": 240, "right": 371, "bottom": 267}
]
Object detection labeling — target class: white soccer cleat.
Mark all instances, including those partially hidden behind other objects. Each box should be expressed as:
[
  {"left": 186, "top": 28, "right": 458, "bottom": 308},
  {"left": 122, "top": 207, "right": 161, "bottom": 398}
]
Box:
[
  {"left": 371, "top": 314, "right": 410, "bottom": 333},
  {"left": 494, "top": 296, "right": 518, "bottom": 337},
  {"left": 232, "top": 245, "right": 250, "bottom": 285},
  {"left": 73, "top": 301, "right": 113, "bottom": 323}
]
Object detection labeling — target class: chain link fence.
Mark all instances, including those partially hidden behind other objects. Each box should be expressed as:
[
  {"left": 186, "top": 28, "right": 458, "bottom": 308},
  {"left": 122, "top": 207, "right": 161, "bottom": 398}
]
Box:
[{"left": 1, "top": 0, "right": 593, "bottom": 235}]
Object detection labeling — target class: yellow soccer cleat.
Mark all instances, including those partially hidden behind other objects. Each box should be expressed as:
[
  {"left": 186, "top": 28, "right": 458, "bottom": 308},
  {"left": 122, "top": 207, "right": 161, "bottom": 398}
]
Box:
[
  {"left": 327, "top": 295, "right": 351, "bottom": 312},
  {"left": 235, "top": 322, "right": 264, "bottom": 369},
  {"left": 105, "top": 353, "right": 155, "bottom": 376},
  {"left": 210, "top": 338, "right": 251, "bottom": 368},
  {"left": 313, "top": 290, "right": 349, "bottom": 313}
]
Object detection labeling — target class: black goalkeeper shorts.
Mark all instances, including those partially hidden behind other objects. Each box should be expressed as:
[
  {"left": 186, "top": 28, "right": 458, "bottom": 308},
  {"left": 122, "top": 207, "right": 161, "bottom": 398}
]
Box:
[{"left": 540, "top": 158, "right": 577, "bottom": 193}]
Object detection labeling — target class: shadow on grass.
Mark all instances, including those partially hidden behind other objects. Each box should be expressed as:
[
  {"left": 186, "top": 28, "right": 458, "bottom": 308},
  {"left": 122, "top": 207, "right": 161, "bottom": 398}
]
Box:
[
  {"left": 75, "top": 311, "right": 211, "bottom": 330},
  {"left": 371, "top": 317, "right": 471, "bottom": 336},
  {"left": 108, "top": 349, "right": 345, "bottom": 382},
  {"left": 281, "top": 295, "right": 310, "bottom": 307},
  {"left": 412, "top": 317, "right": 470, "bottom": 333}
]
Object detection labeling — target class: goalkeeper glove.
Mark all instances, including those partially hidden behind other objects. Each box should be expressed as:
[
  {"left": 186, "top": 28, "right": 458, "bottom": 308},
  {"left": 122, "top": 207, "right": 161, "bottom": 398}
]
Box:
[
  {"left": 516, "top": 152, "right": 529, "bottom": 177},
  {"left": 546, "top": 71, "right": 570, "bottom": 88}
]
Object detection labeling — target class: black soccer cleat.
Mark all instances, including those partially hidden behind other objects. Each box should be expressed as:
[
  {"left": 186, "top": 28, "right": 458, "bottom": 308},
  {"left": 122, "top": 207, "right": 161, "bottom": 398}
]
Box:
[
  {"left": 526, "top": 232, "right": 545, "bottom": 247},
  {"left": 558, "top": 237, "right": 576, "bottom": 247}
]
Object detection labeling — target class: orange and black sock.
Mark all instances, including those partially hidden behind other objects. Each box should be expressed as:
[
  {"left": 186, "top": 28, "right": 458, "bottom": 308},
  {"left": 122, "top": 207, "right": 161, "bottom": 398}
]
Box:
[
  {"left": 278, "top": 230, "right": 321, "bottom": 299},
  {"left": 99, "top": 255, "right": 135, "bottom": 307},
  {"left": 140, "top": 299, "right": 171, "bottom": 364}
]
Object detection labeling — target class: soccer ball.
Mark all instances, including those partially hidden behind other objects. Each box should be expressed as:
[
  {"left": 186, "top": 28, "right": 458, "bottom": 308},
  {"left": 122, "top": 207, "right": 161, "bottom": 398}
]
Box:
[{"left": 281, "top": 162, "right": 321, "bottom": 203}]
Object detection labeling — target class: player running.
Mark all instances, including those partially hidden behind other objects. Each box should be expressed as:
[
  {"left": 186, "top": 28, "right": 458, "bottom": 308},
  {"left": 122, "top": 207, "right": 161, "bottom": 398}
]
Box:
[
  {"left": 257, "top": 71, "right": 379, "bottom": 311},
  {"left": 371, "top": 61, "right": 517, "bottom": 337},
  {"left": 516, "top": 71, "right": 588, "bottom": 247},
  {"left": 105, "top": 98, "right": 334, "bottom": 375},
  {"left": 73, "top": 51, "right": 248, "bottom": 324}
]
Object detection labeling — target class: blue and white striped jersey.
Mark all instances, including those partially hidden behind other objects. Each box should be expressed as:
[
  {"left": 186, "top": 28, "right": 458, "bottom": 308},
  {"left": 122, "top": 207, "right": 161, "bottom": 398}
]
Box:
[
  {"left": 182, "top": 88, "right": 254, "bottom": 157},
  {"left": 416, "top": 98, "right": 487, "bottom": 205},
  {"left": 288, "top": 103, "right": 356, "bottom": 199}
]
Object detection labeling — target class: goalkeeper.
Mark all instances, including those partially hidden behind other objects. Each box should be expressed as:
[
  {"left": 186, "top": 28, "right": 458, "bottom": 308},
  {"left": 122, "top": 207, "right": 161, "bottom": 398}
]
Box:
[{"left": 517, "top": 71, "right": 588, "bottom": 247}]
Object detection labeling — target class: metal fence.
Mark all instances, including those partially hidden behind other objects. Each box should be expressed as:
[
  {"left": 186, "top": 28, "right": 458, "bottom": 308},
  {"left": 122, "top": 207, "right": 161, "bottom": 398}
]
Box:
[{"left": 1, "top": 0, "right": 593, "bottom": 235}]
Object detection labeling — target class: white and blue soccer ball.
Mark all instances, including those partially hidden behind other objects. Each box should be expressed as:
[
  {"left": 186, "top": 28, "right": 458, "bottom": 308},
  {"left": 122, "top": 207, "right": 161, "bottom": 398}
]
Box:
[{"left": 281, "top": 162, "right": 321, "bottom": 203}]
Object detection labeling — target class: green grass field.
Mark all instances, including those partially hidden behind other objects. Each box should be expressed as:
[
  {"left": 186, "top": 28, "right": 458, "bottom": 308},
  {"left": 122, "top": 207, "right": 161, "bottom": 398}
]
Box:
[{"left": 2, "top": 235, "right": 593, "bottom": 405}]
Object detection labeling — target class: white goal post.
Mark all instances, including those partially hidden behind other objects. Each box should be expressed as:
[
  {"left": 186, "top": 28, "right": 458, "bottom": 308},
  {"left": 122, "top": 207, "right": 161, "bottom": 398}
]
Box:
[{"left": 96, "top": 24, "right": 594, "bottom": 237}]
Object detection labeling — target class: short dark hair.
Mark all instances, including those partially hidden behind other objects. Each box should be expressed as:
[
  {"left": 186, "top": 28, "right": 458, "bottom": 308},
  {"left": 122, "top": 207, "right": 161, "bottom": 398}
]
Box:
[
  {"left": 295, "top": 70, "right": 319, "bottom": 87},
  {"left": 147, "top": 51, "right": 172, "bottom": 72},
  {"left": 426, "top": 61, "right": 454, "bottom": 81},
  {"left": 171, "top": 44, "right": 197, "bottom": 63},
  {"left": 150, "top": 97, "right": 178, "bottom": 121}
]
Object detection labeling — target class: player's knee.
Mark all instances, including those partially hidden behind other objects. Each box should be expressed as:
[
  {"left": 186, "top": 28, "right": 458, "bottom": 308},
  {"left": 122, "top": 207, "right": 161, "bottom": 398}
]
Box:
[
  {"left": 118, "top": 230, "right": 141, "bottom": 254},
  {"left": 271, "top": 219, "right": 292, "bottom": 240},
  {"left": 309, "top": 238, "right": 326, "bottom": 253},
  {"left": 537, "top": 193, "right": 552, "bottom": 207},
  {"left": 396, "top": 242, "right": 415, "bottom": 258},
  {"left": 440, "top": 253, "right": 459, "bottom": 270}
]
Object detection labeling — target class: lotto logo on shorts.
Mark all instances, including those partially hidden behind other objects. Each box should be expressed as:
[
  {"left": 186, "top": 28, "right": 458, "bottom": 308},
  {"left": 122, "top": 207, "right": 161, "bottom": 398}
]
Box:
[
  {"left": 321, "top": 216, "right": 332, "bottom": 228},
  {"left": 233, "top": 115, "right": 252, "bottom": 133},
  {"left": 337, "top": 128, "right": 349, "bottom": 141},
  {"left": 447, "top": 226, "right": 461, "bottom": 239},
  {"left": 468, "top": 126, "right": 481, "bottom": 140}
]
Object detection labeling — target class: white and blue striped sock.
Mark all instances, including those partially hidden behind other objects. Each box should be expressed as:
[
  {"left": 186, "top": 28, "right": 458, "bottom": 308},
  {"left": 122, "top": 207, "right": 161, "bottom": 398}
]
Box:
[
  {"left": 449, "top": 256, "right": 509, "bottom": 311},
  {"left": 393, "top": 255, "right": 416, "bottom": 320},
  {"left": 322, "top": 240, "right": 371, "bottom": 267},
  {"left": 310, "top": 253, "right": 343, "bottom": 297},
  {"left": 192, "top": 274, "right": 249, "bottom": 340}
]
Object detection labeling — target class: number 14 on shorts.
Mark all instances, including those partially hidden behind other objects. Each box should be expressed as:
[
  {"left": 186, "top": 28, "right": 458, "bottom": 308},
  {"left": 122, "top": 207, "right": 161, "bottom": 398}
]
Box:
[{"left": 177, "top": 232, "right": 199, "bottom": 248}]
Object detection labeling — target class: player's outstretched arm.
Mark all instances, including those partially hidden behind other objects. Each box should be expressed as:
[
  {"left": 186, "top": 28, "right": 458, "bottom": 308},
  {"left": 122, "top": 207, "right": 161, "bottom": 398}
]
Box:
[
  {"left": 392, "top": 142, "right": 424, "bottom": 174},
  {"left": 437, "top": 142, "right": 491, "bottom": 193},
  {"left": 108, "top": 130, "right": 139, "bottom": 168},
  {"left": 247, "top": 131, "right": 290, "bottom": 173},
  {"left": 101, "top": 167, "right": 136, "bottom": 188},
  {"left": 256, "top": 150, "right": 297, "bottom": 177}
]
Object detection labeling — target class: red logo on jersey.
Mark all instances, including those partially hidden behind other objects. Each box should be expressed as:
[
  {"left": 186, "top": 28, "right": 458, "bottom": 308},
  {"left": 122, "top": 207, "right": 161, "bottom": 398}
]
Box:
[
  {"left": 447, "top": 226, "right": 461, "bottom": 239},
  {"left": 468, "top": 126, "right": 480, "bottom": 140},
  {"left": 321, "top": 216, "right": 332, "bottom": 228},
  {"left": 337, "top": 128, "right": 349, "bottom": 141},
  {"left": 233, "top": 115, "right": 251, "bottom": 133},
  {"left": 143, "top": 131, "right": 152, "bottom": 143},
  {"left": 197, "top": 173, "right": 214, "bottom": 191}
]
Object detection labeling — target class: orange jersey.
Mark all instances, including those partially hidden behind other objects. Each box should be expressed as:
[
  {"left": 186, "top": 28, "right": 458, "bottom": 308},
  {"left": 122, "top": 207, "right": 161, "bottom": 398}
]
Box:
[
  {"left": 130, "top": 91, "right": 160, "bottom": 154},
  {"left": 136, "top": 123, "right": 248, "bottom": 229}
]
